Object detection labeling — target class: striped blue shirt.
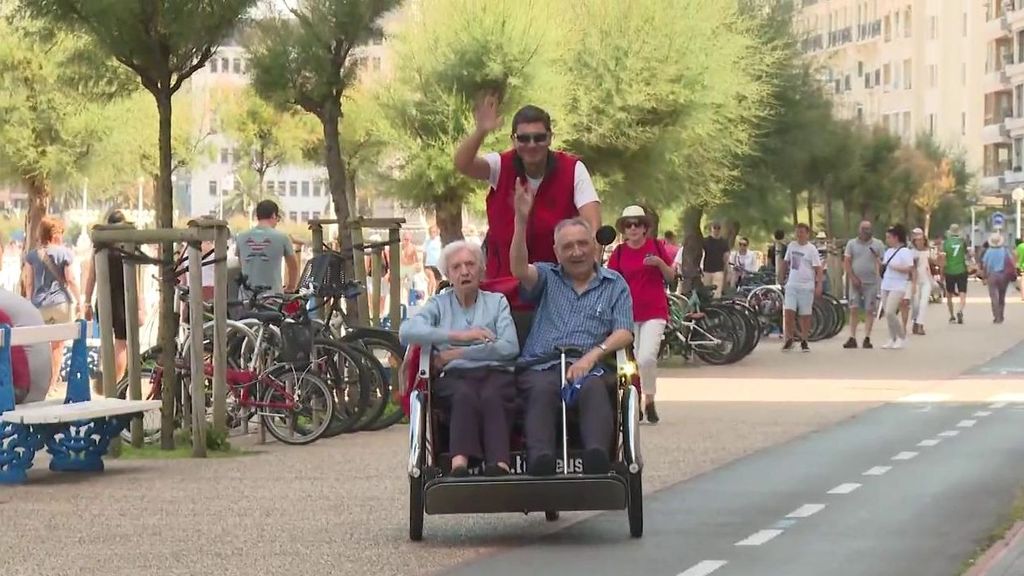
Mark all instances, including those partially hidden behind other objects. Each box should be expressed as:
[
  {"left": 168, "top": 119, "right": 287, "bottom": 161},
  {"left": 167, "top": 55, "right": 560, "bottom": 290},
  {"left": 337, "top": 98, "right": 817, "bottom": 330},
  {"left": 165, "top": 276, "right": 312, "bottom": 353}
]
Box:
[
  {"left": 520, "top": 263, "right": 633, "bottom": 369},
  {"left": 398, "top": 289, "right": 519, "bottom": 371}
]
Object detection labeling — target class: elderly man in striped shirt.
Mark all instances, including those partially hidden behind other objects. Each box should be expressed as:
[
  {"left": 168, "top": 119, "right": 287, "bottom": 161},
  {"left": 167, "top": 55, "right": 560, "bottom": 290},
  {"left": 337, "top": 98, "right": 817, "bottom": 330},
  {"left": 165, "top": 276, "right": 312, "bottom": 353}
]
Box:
[{"left": 510, "top": 180, "right": 634, "bottom": 476}]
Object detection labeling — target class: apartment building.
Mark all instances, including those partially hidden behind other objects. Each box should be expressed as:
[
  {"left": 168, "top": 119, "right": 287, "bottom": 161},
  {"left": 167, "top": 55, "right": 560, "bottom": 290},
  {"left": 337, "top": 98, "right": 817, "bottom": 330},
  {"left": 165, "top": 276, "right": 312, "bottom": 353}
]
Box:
[{"left": 796, "top": 0, "right": 993, "bottom": 189}]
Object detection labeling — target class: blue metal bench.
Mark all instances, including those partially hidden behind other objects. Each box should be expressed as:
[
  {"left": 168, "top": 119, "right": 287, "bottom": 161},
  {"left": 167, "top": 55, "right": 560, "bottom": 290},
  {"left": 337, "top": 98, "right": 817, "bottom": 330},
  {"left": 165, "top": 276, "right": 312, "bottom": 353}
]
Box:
[{"left": 0, "top": 320, "right": 160, "bottom": 484}]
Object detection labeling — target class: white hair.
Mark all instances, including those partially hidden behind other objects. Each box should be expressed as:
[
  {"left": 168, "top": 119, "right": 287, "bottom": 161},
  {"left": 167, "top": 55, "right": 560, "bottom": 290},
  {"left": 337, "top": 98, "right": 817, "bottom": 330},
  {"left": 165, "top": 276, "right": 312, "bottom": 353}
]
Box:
[{"left": 439, "top": 240, "right": 484, "bottom": 278}]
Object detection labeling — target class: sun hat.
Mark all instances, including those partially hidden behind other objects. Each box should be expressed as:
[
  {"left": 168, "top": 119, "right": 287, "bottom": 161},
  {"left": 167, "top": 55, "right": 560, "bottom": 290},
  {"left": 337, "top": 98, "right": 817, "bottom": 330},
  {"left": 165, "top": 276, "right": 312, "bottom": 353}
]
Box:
[
  {"left": 615, "top": 205, "right": 650, "bottom": 232},
  {"left": 948, "top": 223, "right": 962, "bottom": 237}
]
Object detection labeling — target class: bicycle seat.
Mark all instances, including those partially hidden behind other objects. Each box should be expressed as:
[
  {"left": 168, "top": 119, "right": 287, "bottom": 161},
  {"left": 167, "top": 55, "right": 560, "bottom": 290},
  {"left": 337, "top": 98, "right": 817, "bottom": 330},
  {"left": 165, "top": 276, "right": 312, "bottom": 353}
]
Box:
[{"left": 238, "top": 309, "right": 286, "bottom": 325}]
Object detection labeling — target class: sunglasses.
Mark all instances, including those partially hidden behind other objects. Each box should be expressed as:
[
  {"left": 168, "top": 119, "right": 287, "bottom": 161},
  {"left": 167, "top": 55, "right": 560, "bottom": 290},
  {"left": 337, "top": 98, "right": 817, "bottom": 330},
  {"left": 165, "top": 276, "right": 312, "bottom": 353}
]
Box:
[
  {"left": 622, "top": 220, "right": 644, "bottom": 229},
  {"left": 514, "top": 132, "right": 550, "bottom": 145}
]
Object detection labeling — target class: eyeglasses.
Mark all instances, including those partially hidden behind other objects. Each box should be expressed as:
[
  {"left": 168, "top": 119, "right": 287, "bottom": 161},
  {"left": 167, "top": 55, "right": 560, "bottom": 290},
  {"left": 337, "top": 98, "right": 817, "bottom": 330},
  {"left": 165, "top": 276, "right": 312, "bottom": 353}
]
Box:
[
  {"left": 622, "top": 220, "right": 644, "bottom": 229},
  {"left": 514, "top": 132, "right": 550, "bottom": 145},
  {"left": 739, "top": 243, "right": 748, "bottom": 247}
]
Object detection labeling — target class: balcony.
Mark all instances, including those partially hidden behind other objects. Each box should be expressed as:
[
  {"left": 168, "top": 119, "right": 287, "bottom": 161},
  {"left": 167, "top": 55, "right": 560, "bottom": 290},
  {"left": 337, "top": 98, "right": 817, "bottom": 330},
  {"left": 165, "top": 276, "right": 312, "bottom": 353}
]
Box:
[
  {"left": 857, "top": 20, "right": 882, "bottom": 42},
  {"left": 985, "top": 69, "right": 1012, "bottom": 92},
  {"left": 1007, "top": 60, "right": 1024, "bottom": 80},
  {"left": 981, "top": 174, "right": 1007, "bottom": 192},
  {"left": 1005, "top": 168, "right": 1024, "bottom": 185},
  {"left": 1007, "top": 116, "right": 1024, "bottom": 134},
  {"left": 982, "top": 122, "right": 1012, "bottom": 144},
  {"left": 827, "top": 26, "right": 853, "bottom": 49},
  {"left": 988, "top": 14, "right": 1012, "bottom": 39},
  {"left": 801, "top": 33, "right": 824, "bottom": 54}
]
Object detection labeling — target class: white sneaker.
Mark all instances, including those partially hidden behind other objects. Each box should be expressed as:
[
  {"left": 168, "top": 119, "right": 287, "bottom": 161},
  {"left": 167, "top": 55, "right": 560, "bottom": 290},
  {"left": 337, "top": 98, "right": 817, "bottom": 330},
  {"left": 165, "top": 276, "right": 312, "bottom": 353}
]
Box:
[
  {"left": 881, "top": 340, "right": 896, "bottom": 349},
  {"left": 891, "top": 339, "right": 906, "bottom": 350}
]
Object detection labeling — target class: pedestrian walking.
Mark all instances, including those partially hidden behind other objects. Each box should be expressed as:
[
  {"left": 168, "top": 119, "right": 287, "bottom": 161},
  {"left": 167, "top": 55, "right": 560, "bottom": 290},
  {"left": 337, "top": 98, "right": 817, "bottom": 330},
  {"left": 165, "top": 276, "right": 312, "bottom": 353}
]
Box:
[
  {"left": 909, "top": 228, "right": 934, "bottom": 335},
  {"left": 728, "top": 237, "right": 758, "bottom": 288},
  {"left": 780, "top": 223, "right": 823, "bottom": 352},
  {"left": 980, "top": 233, "right": 1015, "bottom": 323},
  {"left": 21, "top": 216, "right": 82, "bottom": 389},
  {"left": 607, "top": 206, "right": 674, "bottom": 424},
  {"left": 423, "top": 225, "right": 442, "bottom": 296},
  {"left": 879, "top": 225, "right": 916, "bottom": 350},
  {"left": 843, "top": 221, "right": 884, "bottom": 349},
  {"left": 940, "top": 224, "right": 970, "bottom": 324},
  {"left": 701, "top": 222, "right": 730, "bottom": 298}
]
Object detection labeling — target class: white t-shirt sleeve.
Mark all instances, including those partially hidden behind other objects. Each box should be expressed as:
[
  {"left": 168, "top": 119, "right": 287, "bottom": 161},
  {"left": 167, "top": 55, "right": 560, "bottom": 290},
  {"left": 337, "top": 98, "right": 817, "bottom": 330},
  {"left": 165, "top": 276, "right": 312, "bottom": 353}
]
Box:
[
  {"left": 484, "top": 152, "right": 501, "bottom": 189},
  {"left": 673, "top": 246, "right": 684, "bottom": 266},
  {"left": 810, "top": 248, "right": 822, "bottom": 267},
  {"left": 573, "top": 162, "right": 600, "bottom": 208}
]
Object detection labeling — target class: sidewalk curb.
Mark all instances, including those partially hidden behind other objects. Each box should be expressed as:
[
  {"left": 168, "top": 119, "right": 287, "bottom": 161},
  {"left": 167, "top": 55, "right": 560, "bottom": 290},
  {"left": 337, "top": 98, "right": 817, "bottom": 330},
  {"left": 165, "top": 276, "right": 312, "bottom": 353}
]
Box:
[{"left": 964, "top": 519, "right": 1024, "bottom": 576}]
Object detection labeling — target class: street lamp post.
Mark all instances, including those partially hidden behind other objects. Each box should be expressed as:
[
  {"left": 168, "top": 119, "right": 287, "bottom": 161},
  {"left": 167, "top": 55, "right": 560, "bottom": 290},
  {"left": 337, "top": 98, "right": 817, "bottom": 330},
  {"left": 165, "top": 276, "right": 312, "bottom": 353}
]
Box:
[{"left": 1013, "top": 187, "right": 1024, "bottom": 242}]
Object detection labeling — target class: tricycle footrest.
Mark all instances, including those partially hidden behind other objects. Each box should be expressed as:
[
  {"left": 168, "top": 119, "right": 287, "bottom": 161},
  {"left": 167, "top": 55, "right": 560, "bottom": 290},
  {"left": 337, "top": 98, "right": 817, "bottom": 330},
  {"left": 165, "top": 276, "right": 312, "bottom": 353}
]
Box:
[{"left": 424, "top": 474, "right": 628, "bottom": 515}]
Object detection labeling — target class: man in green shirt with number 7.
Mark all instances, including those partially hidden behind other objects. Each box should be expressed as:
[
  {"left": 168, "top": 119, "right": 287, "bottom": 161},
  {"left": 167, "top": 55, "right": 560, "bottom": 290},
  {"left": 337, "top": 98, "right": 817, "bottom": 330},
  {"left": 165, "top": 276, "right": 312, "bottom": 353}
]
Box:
[{"left": 939, "top": 224, "right": 969, "bottom": 324}]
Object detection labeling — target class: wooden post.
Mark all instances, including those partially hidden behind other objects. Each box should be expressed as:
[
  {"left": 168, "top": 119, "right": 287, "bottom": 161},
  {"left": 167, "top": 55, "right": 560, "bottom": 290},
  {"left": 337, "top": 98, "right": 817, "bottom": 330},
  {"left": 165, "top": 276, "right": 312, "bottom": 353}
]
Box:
[
  {"left": 91, "top": 230, "right": 119, "bottom": 455},
  {"left": 191, "top": 219, "right": 230, "bottom": 437},
  {"left": 349, "top": 218, "right": 371, "bottom": 326},
  {"left": 121, "top": 236, "right": 144, "bottom": 448},
  {"left": 310, "top": 222, "right": 324, "bottom": 256},
  {"left": 187, "top": 239, "right": 207, "bottom": 457},
  {"left": 388, "top": 225, "right": 402, "bottom": 331},
  {"left": 371, "top": 247, "right": 384, "bottom": 325}
]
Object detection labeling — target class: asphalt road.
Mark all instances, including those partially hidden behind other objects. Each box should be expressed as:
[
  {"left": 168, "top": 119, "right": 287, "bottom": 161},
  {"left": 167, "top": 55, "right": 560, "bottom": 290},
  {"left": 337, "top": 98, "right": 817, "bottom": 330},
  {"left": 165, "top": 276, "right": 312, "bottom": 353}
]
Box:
[{"left": 444, "top": 401, "right": 1024, "bottom": 576}]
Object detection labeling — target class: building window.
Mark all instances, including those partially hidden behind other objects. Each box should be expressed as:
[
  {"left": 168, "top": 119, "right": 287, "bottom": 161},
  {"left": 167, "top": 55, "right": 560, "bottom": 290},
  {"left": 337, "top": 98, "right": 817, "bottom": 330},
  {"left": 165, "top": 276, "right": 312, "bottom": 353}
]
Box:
[
  {"left": 930, "top": 16, "right": 937, "bottom": 40},
  {"left": 902, "top": 111, "right": 911, "bottom": 139},
  {"left": 875, "top": 69, "right": 881, "bottom": 85},
  {"left": 313, "top": 181, "right": 322, "bottom": 197},
  {"left": 301, "top": 181, "right": 310, "bottom": 197},
  {"left": 221, "top": 57, "right": 229, "bottom": 72},
  {"left": 858, "top": 61, "right": 864, "bottom": 76},
  {"left": 856, "top": 105, "right": 864, "bottom": 122},
  {"left": 884, "top": 14, "right": 891, "bottom": 41},
  {"left": 220, "top": 148, "right": 229, "bottom": 164},
  {"left": 277, "top": 180, "right": 286, "bottom": 195},
  {"left": 962, "top": 62, "right": 967, "bottom": 86},
  {"left": 928, "top": 113, "right": 936, "bottom": 135},
  {"left": 929, "top": 65, "right": 937, "bottom": 88},
  {"left": 210, "top": 58, "right": 218, "bottom": 73},
  {"left": 301, "top": 211, "right": 309, "bottom": 222},
  {"left": 233, "top": 58, "right": 241, "bottom": 74},
  {"left": 289, "top": 211, "right": 298, "bottom": 222},
  {"left": 963, "top": 12, "right": 968, "bottom": 37},
  {"left": 289, "top": 181, "right": 298, "bottom": 197},
  {"left": 371, "top": 57, "right": 381, "bottom": 72},
  {"left": 905, "top": 7, "right": 912, "bottom": 37},
  {"left": 865, "top": 74, "right": 872, "bottom": 89},
  {"left": 209, "top": 181, "right": 218, "bottom": 196},
  {"left": 844, "top": 74, "right": 851, "bottom": 91},
  {"left": 266, "top": 181, "right": 274, "bottom": 194},
  {"left": 312, "top": 211, "right": 321, "bottom": 220},
  {"left": 883, "top": 63, "right": 891, "bottom": 89},
  {"left": 903, "top": 59, "right": 912, "bottom": 89},
  {"left": 962, "top": 112, "right": 967, "bottom": 136}
]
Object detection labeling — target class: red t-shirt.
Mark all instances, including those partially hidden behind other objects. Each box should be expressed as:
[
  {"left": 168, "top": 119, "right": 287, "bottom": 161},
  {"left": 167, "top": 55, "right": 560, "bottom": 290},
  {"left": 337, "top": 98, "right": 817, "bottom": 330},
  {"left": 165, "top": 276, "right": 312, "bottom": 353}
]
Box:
[{"left": 609, "top": 239, "right": 669, "bottom": 323}]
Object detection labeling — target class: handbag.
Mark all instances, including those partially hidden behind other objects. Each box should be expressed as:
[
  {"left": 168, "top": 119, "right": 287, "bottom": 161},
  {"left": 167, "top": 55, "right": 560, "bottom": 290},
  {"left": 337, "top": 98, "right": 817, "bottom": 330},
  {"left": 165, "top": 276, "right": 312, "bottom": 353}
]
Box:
[
  {"left": 1003, "top": 248, "right": 1019, "bottom": 282},
  {"left": 879, "top": 246, "right": 903, "bottom": 279}
]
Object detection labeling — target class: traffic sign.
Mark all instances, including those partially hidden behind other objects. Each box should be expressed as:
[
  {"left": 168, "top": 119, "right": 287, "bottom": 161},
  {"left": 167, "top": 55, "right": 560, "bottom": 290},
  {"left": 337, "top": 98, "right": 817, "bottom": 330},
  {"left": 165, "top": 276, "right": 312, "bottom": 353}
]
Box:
[{"left": 992, "top": 212, "right": 1006, "bottom": 228}]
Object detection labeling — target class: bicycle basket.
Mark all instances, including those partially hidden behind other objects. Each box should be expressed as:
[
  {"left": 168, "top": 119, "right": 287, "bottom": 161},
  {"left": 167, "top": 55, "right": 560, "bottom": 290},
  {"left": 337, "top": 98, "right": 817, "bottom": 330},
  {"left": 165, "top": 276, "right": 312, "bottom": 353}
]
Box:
[
  {"left": 299, "top": 252, "right": 348, "bottom": 297},
  {"left": 279, "top": 319, "right": 314, "bottom": 365}
]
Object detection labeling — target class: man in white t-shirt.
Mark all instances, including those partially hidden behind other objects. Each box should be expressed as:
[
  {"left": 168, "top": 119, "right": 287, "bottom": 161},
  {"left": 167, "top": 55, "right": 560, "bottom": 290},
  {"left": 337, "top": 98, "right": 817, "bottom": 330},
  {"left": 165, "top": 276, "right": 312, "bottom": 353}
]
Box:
[
  {"left": 729, "top": 236, "right": 758, "bottom": 288},
  {"left": 454, "top": 93, "right": 601, "bottom": 281},
  {"left": 779, "top": 223, "right": 822, "bottom": 352}
]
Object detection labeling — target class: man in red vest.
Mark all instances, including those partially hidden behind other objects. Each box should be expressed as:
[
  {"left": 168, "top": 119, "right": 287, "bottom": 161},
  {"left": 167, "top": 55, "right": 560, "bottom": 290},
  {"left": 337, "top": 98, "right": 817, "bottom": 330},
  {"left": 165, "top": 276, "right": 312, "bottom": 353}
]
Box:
[{"left": 454, "top": 94, "right": 601, "bottom": 280}]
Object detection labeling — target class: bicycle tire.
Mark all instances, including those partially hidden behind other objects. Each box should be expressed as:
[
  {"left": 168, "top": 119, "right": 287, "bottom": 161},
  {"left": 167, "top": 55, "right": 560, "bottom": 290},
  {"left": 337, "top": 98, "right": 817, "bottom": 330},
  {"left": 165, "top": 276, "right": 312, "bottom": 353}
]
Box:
[
  {"left": 692, "top": 308, "right": 742, "bottom": 365},
  {"left": 260, "top": 365, "right": 335, "bottom": 445},
  {"left": 311, "top": 338, "right": 372, "bottom": 437},
  {"left": 341, "top": 329, "right": 407, "bottom": 431},
  {"left": 115, "top": 348, "right": 166, "bottom": 444}
]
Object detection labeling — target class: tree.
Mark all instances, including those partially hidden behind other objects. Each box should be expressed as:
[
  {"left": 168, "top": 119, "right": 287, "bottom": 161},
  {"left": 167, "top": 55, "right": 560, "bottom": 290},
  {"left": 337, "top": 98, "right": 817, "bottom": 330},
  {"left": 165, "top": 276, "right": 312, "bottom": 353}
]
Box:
[
  {"left": 914, "top": 158, "right": 956, "bottom": 237},
  {"left": 219, "top": 87, "right": 319, "bottom": 196},
  {"left": 246, "top": 0, "right": 401, "bottom": 288},
  {"left": 377, "top": 0, "right": 556, "bottom": 242},
  {"left": 23, "top": 0, "right": 258, "bottom": 450},
  {"left": 0, "top": 13, "right": 130, "bottom": 245}
]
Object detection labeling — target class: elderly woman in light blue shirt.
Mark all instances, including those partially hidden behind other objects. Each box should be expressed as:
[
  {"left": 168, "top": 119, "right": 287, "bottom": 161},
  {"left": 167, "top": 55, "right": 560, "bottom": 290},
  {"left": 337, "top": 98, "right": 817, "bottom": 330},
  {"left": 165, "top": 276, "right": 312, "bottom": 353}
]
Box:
[{"left": 399, "top": 240, "right": 519, "bottom": 477}]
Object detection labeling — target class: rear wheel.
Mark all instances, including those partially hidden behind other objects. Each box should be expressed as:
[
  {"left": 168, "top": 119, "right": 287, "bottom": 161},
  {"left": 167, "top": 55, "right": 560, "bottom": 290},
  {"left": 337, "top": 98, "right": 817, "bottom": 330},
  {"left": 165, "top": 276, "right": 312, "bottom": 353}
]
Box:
[
  {"left": 545, "top": 510, "right": 560, "bottom": 522},
  {"left": 260, "top": 368, "right": 335, "bottom": 445},
  {"left": 628, "top": 471, "right": 643, "bottom": 538}
]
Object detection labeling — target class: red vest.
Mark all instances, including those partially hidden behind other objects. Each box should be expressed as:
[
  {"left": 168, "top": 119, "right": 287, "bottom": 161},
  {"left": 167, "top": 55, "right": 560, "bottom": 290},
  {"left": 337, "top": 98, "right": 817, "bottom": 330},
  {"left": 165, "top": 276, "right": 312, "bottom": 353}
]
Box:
[{"left": 483, "top": 150, "right": 579, "bottom": 279}]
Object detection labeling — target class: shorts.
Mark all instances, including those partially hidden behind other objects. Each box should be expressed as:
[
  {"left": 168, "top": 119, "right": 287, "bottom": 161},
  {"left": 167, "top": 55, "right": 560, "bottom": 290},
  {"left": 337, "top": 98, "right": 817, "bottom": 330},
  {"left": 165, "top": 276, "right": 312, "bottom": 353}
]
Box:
[
  {"left": 944, "top": 273, "right": 968, "bottom": 295},
  {"left": 38, "top": 303, "right": 72, "bottom": 325},
  {"left": 784, "top": 286, "right": 815, "bottom": 315},
  {"left": 849, "top": 282, "right": 879, "bottom": 313}
]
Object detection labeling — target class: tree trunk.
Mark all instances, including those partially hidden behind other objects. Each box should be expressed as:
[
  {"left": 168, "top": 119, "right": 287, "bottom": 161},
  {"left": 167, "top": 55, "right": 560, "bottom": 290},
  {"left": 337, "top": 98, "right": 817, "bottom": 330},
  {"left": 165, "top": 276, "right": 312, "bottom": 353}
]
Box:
[
  {"left": 24, "top": 175, "right": 49, "bottom": 250},
  {"left": 843, "top": 201, "right": 852, "bottom": 237},
  {"left": 824, "top": 189, "right": 834, "bottom": 237},
  {"left": 320, "top": 101, "right": 358, "bottom": 321},
  {"left": 724, "top": 219, "right": 742, "bottom": 248},
  {"left": 155, "top": 88, "right": 179, "bottom": 451},
  {"left": 790, "top": 188, "right": 799, "bottom": 227},
  {"left": 678, "top": 205, "right": 704, "bottom": 294},
  {"left": 806, "top": 189, "right": 814, "bottom": 230},
  {"left": 434, "top": 193, "right": 464, "bottom": 245}
]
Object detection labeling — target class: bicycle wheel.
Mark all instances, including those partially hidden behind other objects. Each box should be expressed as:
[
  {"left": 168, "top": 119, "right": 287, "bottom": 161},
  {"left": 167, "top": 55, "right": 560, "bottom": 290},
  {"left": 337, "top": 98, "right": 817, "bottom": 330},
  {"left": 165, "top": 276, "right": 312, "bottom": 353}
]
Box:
[
  {"left": 341, "top": 329, "right": 407, "bottom": 431},
  {"left": 692, "top": 308, "right": 742, "bottom": 365},
  {"left": 260, "top": 366, "right": 335, "bottom": 445},
  {"left": 115, "top": 348, "right": 165, "bottom": 444},
  {"left": 310, "top": 338, "right": 372, "bottom": 436}
]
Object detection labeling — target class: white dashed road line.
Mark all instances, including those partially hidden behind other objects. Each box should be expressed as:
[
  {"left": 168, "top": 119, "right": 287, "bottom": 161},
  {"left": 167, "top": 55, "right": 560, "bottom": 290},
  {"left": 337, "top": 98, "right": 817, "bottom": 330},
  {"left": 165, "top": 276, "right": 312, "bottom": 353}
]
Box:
[
  {"left": 938, "top": 430, "right": 960, "bottom": 437},
  {"left": 735, "top": 529, "right": 785, "bottom": 546},
  {"left": 786, "top": 504, "right": 827, "bottom": 518},
  {"left": 892, "top": 451, "right": 919, "bottom": 461},
  {"left": 917, "top": 439, "right": 942, "bottom": 447},
  {"left": 827, "top": 483, "right": 862, "bottom": 495},
  {"left": 973, "top": 411, "right": 993, "bottom": 417},
  {"left": 990, "top": 402, "right": 1009, "bottom": 409},
  {"left": 677, "top": 560, "right": 728, "bottom": 576},
  {"left": 863, "top": 466, "right": 892, "bottom": 476},
  {"left": 957, "top": 419, "right": 977, "bottom": 428}
]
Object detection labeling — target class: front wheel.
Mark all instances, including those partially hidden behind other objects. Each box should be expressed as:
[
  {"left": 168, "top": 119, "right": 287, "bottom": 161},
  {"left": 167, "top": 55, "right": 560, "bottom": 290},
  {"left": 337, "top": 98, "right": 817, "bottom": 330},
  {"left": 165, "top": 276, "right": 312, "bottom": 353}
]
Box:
[
  {"left": 628, "top": 472, "right": 643, "bottom": 538},
  {"left": 260, "top": 368, "right": 335, "bottom": 445}
]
